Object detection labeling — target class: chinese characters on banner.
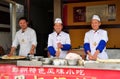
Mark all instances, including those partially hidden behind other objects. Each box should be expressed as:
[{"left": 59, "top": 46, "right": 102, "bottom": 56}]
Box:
[{"left": 0, "top": 64, "right": 120, "bottom": 79}]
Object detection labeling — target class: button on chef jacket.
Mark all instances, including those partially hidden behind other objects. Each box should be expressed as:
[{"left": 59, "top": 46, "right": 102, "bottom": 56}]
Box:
[
  {"left": 84, "top": 29, "right": 108, "bottom": 60},
  {"left": 12, "top": 27, "right": 37, "bottom": 56},
  {"left": 48, "top": 31, "right": 71, "bottom": 58}
]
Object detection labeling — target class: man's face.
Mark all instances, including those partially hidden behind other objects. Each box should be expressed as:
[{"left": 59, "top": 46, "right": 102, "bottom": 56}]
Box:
[
  {"left": 19, "top": 19, "right": 28, "bottom": 30},
  {"left": 91, "top": 19, "right": 101, "bottom": 31},
  {"left": 54, "top": 23, "right": 63, "bottom": 33}
]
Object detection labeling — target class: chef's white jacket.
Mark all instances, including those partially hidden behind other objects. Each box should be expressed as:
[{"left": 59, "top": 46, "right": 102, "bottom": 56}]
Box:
[
  {"left": 48, "top": 31, "right": 71, "bottom": 58},
  {"left": 84, "top": 29, "right": 108, "bottom": 60},
  {"left": 12, "top": 27, "right": 37, "bottom": 56}
]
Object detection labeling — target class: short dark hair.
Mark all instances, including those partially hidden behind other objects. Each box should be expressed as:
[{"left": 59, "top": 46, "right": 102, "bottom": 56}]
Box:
[{"left": 18, "top": 17, "right": 28, "bottom": 22}]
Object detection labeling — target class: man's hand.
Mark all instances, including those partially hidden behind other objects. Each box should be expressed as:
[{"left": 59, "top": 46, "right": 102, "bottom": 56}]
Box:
[
  {"left": 8, "top": 47, "right": 16, "bottom": 57},
  {"left": 29, "top": 45, "right": 36, "bottom": 55},
  {"left": 29, "top": 49, "right": 35, "bottom": 55},
  {"left": 57, "top": 42, "right": 63, "bottom": 48},
  {"left": 87, "top": 51, "right": 98, "bottom": 61},
  {"left": 7, "top": 53, "right": 13, "bottom": 57},
  {"left": 87, "top": 50, "right": 99, "bottom": 60},
  {"left": 92, "top": 50, "right": 100, "bottom": 60},
  {"left": 88, "top": 52, "right": 94, "bottom": 60},
  {"left": 55, "top": 51, "right": 60, "bottom": 57}
]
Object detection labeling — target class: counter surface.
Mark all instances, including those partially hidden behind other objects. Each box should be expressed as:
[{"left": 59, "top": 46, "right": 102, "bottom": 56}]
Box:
[{"left": 0, "top": 59, "right": 120, "bottom": 70}]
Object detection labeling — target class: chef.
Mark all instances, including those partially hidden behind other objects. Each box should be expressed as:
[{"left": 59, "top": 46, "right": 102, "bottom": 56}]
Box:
[
  {"left": 47, "top": 18, "right": 71, "bottom": 58},
  {"left": 84, "top": 15, "right": 108, "bottom": 60},
  {"left": 8, "top": 17, "right": 37, "bottom": 56}
]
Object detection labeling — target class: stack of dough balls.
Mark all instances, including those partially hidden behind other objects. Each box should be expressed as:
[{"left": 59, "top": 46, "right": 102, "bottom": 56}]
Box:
[
  {"left": 65, "top": 53, "right": 82, "bottom": 60},
  {"left": 65, "top": 53, "right": 84, "bottom": 66}
]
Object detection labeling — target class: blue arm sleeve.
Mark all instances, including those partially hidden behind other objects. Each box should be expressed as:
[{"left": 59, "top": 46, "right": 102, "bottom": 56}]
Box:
[
  {"left": 96, "top": 40, "right": 106, "bottom": 53},
  {"left": 84, "top": 43, "right": 91, "bottom": 54},
  {"left": 61, "top": 44, "right": 71, "bottom": 50},
  {"left": 48, "top": 46, "right": 56, "bottom": 56}
]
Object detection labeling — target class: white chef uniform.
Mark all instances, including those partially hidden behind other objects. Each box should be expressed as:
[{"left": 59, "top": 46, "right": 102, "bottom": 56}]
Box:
[
  {"left": 48, "top": 31, "right": 71, "bottom": 58},
  {"left": 12, "top": 27, "right": 37, "bottom": 56},
  {"left": 84, "top": 29, "right": 108, "bottom": 60}
]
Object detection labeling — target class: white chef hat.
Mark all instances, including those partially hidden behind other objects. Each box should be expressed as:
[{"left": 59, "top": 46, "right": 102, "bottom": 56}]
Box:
[
  {"left": 54, "top": 18, "right": 62, "bottom": 24},
  {"left": 92, "top": 15, "right": 101, "bottom": 21}
]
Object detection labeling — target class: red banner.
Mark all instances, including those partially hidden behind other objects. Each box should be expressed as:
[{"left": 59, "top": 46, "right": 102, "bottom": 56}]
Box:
[{"left": 0, "top": 64, "right": 120, "bottom": 79}]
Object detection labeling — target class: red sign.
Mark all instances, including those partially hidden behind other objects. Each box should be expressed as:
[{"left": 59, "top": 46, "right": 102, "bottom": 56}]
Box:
[{"left": 0, "top": 64, "right": 120, "bottom": 79}]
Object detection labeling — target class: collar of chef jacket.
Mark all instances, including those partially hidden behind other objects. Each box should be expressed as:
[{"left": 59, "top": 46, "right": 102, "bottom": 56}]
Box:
[
  {"left": 91, "top": 29, "right": 101, "bottom": 34},
  {"left": 54, "top": 31, "right": 63, "bottom": 36},
  {"left": 20, "top": 27, "right": 29, "bottom": 33}
]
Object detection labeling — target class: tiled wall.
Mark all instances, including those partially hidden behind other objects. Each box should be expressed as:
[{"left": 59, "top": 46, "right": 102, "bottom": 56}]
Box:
[
  {"left": 0, "top": 32, "right": 12, "bottom": 54},
  {"left": 106, "top": 49, "right": 120, "bottom": 59}
]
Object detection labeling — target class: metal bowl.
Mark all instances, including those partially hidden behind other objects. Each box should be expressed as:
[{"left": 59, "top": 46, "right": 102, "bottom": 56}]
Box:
[
  {"left": 30, "top": 56, "right": 43, "bottom": 61},
  {"left": 67, "top": 59, "right": 78, "bottom": 66},
  {"left": 53, "top": 58, "right": 67, "bottom": 66},
  {"left": 34, "top": 56, "right": 43, "bottom": 61},
  {"left": 41, "top": 58, "right": 53, "bottom": 65}
]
